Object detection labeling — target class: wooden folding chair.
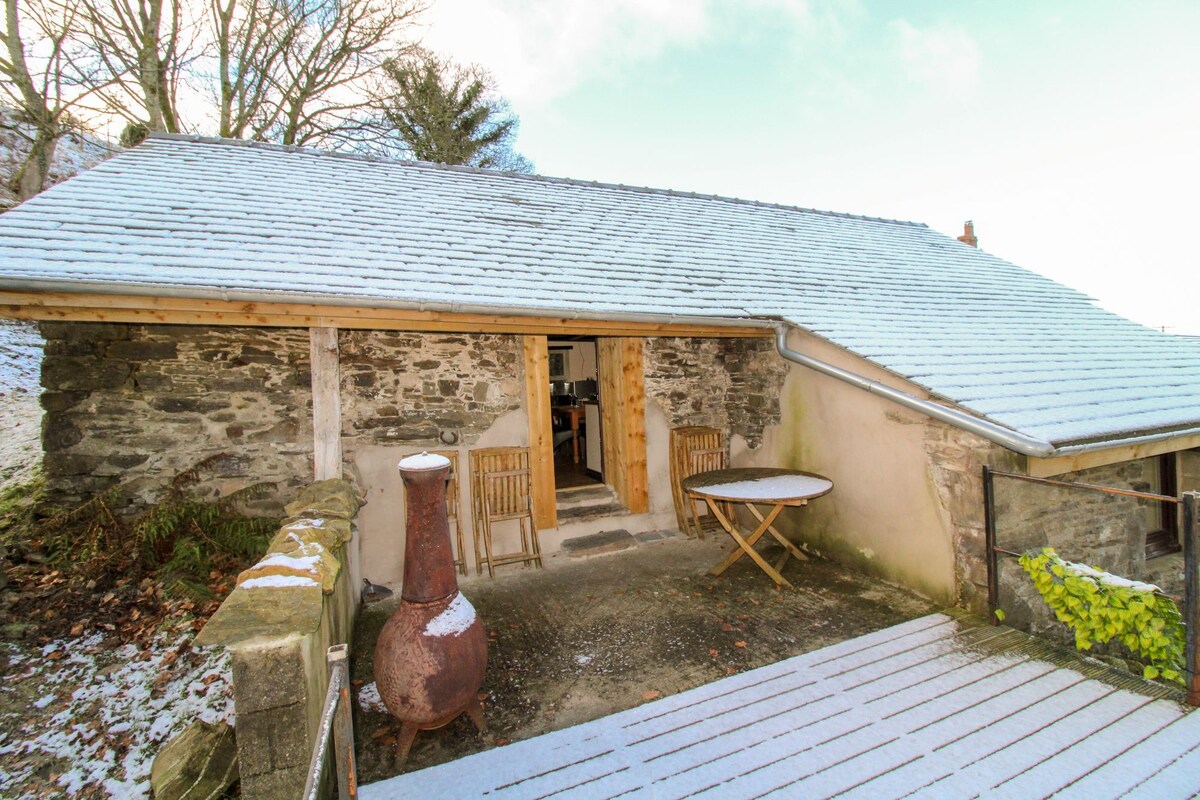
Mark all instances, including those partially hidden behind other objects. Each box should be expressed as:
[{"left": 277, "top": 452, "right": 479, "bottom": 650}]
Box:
[
  {"left": 469, "top": 446, "right": 543, "bottom": 578},
  {"left": 669, "top": 426, "right": 730, "bottom": 538}
]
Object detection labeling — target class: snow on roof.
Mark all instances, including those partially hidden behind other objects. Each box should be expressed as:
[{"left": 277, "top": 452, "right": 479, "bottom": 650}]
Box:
[{"left": 0, "top": 134, "right": 1197, "bottom": 447}]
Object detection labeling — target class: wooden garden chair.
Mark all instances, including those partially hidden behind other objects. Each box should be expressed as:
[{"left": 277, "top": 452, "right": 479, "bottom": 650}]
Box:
[
  {"left": 469, "top": 446, "right": 543, "bottom": 578},
  {"left": 669, "top": 426, "right": 731, "bottom": 538}
]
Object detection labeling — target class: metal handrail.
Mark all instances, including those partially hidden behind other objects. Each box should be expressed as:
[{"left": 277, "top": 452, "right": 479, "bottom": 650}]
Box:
[
  {"left": 303, "top": 644, "right": 358, "bottom": 800},
  {"left": 983, "top": 466, "right": 1200, "bottom": 706},
  {"left": 986, "top": 469, "right": 1181, "bottom": 504}
]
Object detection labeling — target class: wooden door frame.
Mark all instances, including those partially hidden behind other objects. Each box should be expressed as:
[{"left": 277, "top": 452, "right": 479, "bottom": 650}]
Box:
[
  {"left": 524, "top": 335, "right": 650, "bottom": 529},
  {"left": 598, "top": 338, "right": 650, "bottom": 514},
  {"left": 523, "top": 335, "right": 558, "bottom": 529}
]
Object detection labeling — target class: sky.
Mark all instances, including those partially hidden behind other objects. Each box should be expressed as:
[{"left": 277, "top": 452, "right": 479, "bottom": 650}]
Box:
[{"left": 420, "top": 0, "right": 1200, "bottom": 335}]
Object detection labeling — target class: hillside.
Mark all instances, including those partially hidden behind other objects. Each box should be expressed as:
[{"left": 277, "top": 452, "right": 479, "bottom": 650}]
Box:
[{"left": 0, "top": 108, "right": 116, "bottom": 211}]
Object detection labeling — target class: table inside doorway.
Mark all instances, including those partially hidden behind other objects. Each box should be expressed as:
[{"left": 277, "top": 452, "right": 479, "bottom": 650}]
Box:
[
  {"left": 682, "top": 467, "right": 833, "bottom": 588},
  {"left": 552, "top": 405, "right": 586, "bottom": 464}
]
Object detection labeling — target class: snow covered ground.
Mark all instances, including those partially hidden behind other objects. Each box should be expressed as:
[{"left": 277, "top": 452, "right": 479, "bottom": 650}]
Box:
[
  {"left": 0, "top": 624, "right": 234, "bottom": 799},
  {"left": 0, "top": 320, "right": 43, "bottom": 490}
]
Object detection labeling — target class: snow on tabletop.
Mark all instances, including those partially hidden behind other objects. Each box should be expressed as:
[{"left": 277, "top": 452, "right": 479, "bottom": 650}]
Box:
[
  {"left": 423, "top": 592, "right": 476, "bottom": 638},
  {"left": 398, "top": 452, "right": 451, "bottom": 471},
  {"left": 240, "top": 574, "right": 320, "bottom": 589},
  {"left": 0, "top": 629, "right": 233, "bottom": 799},
  {"left": 694, "top": 474, "right": 833, "bottom": 501}
]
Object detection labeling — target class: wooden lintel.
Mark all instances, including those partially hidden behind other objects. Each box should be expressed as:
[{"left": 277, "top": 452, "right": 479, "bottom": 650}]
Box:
[
  {"left": 0, "top": 291, "right": 771, "bottom": 338},
  {"left": 309, "top": 327, "right": 342, "bottom": 481},
  {"left": 1028, "top": 433, "right": 1200, "bottom": 478}
]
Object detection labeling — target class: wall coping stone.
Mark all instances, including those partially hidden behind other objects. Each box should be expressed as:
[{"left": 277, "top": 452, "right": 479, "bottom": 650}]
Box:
[{"left": 196, "top": 479, "right": 360, "bottom": 648}]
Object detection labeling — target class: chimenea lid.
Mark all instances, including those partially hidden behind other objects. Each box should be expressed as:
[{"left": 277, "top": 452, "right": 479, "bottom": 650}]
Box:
[{"left": 398, "top": 452, "right": 451, "bottom": 471}]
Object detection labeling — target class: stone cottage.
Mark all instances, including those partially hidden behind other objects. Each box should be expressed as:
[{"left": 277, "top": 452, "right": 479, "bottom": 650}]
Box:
[{"left": 1, "top": 134, "right": 1198, "bottom": 616}]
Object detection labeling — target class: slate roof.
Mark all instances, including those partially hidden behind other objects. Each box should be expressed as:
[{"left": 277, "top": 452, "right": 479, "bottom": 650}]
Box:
[{"left": 0, "top": 134, "right": 1197, "bottom": 447}]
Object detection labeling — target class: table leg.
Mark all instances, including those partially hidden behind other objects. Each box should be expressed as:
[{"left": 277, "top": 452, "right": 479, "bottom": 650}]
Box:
[
  {"left": 705, "top": 500, "right": 793, "bottom": 588},
  {"left": 571, "top": 414, "right": 580, "bottom": 464},
  {"left": 746, "top": 503, "right": 809, "bottom": 568}
]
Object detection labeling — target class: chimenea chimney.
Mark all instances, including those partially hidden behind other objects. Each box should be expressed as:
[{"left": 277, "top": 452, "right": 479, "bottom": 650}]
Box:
[{"left": 957, "top": 220, "right": 978, "bottom": 247}]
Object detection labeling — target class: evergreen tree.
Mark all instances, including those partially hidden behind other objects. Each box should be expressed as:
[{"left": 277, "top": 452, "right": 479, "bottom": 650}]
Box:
[{"left": 374, "top": 50, "right": 532, "bottom": 173}]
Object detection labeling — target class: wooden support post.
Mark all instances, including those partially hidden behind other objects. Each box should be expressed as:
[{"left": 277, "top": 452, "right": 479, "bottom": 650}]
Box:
[
  {"left": 310, "top": 327, "right": 342, "bottom": 481},
  {"left": 523, "top": 336, "right": 557, "bottom": 531},
  {"left": 1184, "top": 491, "right": 1199, "bottom": 706}
]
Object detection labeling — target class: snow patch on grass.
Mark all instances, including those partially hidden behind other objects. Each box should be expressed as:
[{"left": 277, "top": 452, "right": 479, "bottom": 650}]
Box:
[{"left": 0, "top": 628, "right": 233, "bottom": 799}]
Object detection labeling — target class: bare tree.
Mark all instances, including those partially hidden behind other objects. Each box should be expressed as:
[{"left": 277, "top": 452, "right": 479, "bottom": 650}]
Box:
[
  {"left": 209, "top": 0, "right": 291, "bottom": 139},
  {"left": 0, "top": 0, "right": 96, "bottom": 200},
  {"left": 75, "top": 0, "right": 190, "bottom": 132},
  {"left": 205, "top": 0, "right": 423, "bottom": 146},
  {"left": 269, "top": 0, "right": 423, "bottom": 147}
]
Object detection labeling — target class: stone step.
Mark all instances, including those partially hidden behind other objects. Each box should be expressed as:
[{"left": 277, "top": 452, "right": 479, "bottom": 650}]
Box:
[
  {"left": 557, "top": 501, "right": 628, "bottom": 523},
  {"left": 556, "top": 484, "right": 618, "bottom": 510},
  {"left": 560, "top": 529, "right": 637, "bottom": 559}
]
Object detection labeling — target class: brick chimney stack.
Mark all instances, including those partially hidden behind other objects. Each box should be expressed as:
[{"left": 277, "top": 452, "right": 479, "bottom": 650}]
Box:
[{"left": 957, "top": 220, "right": 978, "bottom": 247}]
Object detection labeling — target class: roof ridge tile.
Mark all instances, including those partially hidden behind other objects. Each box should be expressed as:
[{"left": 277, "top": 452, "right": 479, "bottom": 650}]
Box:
[{"left": 144, "top": 132, "right": 928, "bottom": 229}]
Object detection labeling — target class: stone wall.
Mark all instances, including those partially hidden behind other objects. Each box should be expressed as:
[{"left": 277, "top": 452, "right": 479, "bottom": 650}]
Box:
[
  {"left": 920, "top": 418, "right": 1190, "bottom": 628},
  {"left": 38, "top": 323, "right": 312, "bottom": 512},
  {"left": 338, "top": 330, "right": 524, "bottom": 448},
  {"left": 1182, "top": 450, "right": 1200, "bottom": 492},
  {"left": 921, "top": 422, "right": 1020, "bottom": 614},
  {"left": 197, "top": 480, "right": 359, "bottom": 800},
  {"left": 924, "top": 420, "right": 1188, "bottom": 640},
  {"left": 643, "top": 337, "right": 786, "bottom": 449}
]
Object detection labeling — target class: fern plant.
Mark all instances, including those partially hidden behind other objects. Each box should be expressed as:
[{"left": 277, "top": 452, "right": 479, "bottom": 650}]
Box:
[{"left": 40, "top": 455, "right": 279, "bottom": 599}]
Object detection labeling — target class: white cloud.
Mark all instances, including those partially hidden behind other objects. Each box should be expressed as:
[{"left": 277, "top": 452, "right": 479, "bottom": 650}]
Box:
[
  {"left": 419, "top": 0, "right": 715, "bottom": 108},
  {"left": 890, "top": 19, "right": 981, "bottom": 100}
]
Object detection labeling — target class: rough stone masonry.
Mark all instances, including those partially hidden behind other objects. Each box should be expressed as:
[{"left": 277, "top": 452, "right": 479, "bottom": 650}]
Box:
[{"left": 38, "top": 322, "right": 313, "bottom": 511}]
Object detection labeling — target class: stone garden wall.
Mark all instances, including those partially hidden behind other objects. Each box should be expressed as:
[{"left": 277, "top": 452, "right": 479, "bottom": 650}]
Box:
[
  {"left": 197, "top": 479, "right": 360, "bottom": 800},
  {"left": 644, "top": 337, "right": 786, "bottom": 449},
  {"left": 38, "top": 322, "right": 312, "bottom": 513}
]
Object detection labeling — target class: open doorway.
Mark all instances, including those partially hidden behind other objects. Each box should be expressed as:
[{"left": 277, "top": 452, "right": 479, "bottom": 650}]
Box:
[{"left": 548, "top": 337, "right": 602, "bottom": 492}]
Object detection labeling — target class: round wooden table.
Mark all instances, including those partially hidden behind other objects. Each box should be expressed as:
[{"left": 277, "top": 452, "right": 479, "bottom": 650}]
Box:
[{"left": 682, "top": 467, "right": 833, "bottom": 588}]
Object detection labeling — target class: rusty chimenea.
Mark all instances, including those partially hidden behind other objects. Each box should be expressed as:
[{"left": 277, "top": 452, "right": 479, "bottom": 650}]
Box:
[{"left": 374, "top": 452, "right": 488, "bottom": 768}]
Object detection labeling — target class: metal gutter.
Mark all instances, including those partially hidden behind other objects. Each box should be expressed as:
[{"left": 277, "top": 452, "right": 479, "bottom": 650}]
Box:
[{"left": 773, "top": 325, "right": 1200, "bottom": 459}]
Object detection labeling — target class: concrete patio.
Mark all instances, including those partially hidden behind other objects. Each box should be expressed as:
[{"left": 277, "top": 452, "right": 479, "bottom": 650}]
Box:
[
  {"left": 361, "top": 611, "right": 1198, "bottom": 799},
  {"left": 351, "top": 533, "right": 938, "bottom": 784}
]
